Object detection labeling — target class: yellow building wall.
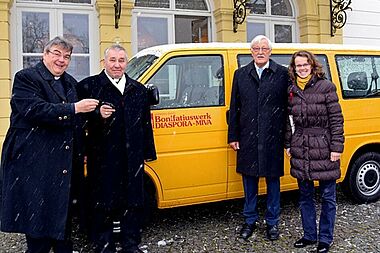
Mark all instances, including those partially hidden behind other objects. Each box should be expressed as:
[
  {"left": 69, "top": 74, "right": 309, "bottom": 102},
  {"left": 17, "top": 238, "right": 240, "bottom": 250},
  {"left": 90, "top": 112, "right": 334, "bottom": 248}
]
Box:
[
  {"left": 0, "top": 0, "right": 12, "bottom": 155},
  {"left": 297, "top": 0, "right": 342, "bottom": 43},
  {"left": 96, "top": 0, "right": 134, "bottom": 61}
]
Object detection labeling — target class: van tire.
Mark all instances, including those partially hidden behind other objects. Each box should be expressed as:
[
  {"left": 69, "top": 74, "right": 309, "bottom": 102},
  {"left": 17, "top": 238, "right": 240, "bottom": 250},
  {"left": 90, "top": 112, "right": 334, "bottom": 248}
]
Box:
[{"left": 343, "top": 152, "right": 380, "bottom": 203}]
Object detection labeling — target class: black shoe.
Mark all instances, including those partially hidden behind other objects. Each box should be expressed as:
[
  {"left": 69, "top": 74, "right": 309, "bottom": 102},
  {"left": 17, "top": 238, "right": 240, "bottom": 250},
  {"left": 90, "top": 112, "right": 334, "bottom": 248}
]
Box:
[
  {"left": 317, "top": 242, "right": 331, "bottom": 253},
  {"left": 239, "top": 223, "right": 256, "bottom": 240},
  {"left": 266, "top": 224, "right": 279, "bottom": 240},
  {"left": 119, "top": 248, "right": 144, "bottom": 253},
  {"left": 94, "top": 245, "right": 116, "bottom": 253},
  {"left": 120, "top": 249, "right": 144, "bottom": 253},
  {"left": 293, "top": 237, "right": 317, "bottom": 248}
]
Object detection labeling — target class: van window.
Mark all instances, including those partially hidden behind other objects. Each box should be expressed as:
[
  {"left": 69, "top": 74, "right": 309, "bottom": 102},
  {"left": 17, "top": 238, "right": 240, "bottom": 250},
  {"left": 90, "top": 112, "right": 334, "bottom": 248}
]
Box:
[
  {"left": 126, "top": 54, "right": 158, "bottom": 80},
  {"left": 336, "top": 55, "right": 380, "bottom": 99},
  {"left": 237, "top": 54, "right": 331, "bottom": 80},
  {"left": 148, "top": 55, "right": 225, "bottom": 109}
]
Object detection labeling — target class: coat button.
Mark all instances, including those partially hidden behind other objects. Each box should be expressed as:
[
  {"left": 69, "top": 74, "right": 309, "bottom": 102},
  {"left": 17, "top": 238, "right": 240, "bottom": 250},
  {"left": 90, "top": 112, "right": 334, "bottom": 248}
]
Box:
[
  {"left": 65, "top": 145, "right": 70, "bottom": 150},
  {"left": 62, "top": 101, "right": 66, "bottom": 104},
  {"left": 63, "top": 115, "right": 68, "bottom": 120},
  {"left": 62, "top": 169, "right": 68, "bottom": 174},
  {"left": 58, "top": 116, "right": 63, "bottom": 120}
]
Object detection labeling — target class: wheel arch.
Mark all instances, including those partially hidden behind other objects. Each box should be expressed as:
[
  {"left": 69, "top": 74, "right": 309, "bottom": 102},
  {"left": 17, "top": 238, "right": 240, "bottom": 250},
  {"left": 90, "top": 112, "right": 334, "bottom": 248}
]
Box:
[
  {"left": 144, "top": 163, "right": 163, "bottom": 208},
  {"left": 344, "top": 143, "right": 380, "bottom": 182}
]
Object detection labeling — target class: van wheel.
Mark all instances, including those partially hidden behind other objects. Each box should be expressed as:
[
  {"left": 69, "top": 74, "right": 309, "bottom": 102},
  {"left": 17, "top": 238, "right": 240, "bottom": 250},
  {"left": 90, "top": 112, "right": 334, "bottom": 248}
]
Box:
[{"left": 343, "top": 152, "right": 380, "bottom": 203}]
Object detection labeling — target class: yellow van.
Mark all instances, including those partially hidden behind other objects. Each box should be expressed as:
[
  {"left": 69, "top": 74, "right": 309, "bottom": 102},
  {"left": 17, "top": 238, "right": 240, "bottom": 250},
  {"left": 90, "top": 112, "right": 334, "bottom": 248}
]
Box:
[{"left": 126, "top": 43, "right": 380, "bottom": 209}]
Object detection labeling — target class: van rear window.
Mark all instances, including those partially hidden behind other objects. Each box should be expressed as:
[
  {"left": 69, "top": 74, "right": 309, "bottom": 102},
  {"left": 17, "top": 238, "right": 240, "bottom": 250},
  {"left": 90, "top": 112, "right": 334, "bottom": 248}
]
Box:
[
  {"left": 336, "top": 55, "right": 380, "bottom": 99},
  {"left": 237, "top": 54, "right": 331, "bottom": 81}
]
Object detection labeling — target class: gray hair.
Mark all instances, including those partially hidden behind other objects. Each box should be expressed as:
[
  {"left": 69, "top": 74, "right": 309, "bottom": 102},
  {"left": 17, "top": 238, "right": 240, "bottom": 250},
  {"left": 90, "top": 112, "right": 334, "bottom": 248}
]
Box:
[
  {"left": 104, "top": 44, "right": 128, "bottom": 60},
  {"left": 250, "top": 35, "right": 273, "bottom": 50},
  {"left": 43, "top": 36, "right": 73, "bottom": 54}
]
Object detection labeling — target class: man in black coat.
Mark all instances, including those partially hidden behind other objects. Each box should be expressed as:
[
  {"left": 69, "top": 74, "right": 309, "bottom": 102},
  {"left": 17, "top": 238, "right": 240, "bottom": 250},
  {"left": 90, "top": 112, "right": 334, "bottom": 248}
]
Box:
[
  {"left": 77, "top": 44, "right": 156, "bottom": 253},
  {"left": 0, "top": 36, "right": 99, "bottom": 252},
  {"left": 228, "top": 35, "right": 289, "bottom": 241}
]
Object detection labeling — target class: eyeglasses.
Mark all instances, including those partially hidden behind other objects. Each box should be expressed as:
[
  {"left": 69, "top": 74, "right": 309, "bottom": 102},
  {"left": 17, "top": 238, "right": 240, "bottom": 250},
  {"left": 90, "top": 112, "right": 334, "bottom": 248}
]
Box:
[
  {"left": 295, "top": 63, "right": 311, "bottom": 68},
  {"left": 251, "top": 47, "right": 271, "bottom": 53},
  {"left": 47, "top": 50, "right": 71, "bottom": 61}
]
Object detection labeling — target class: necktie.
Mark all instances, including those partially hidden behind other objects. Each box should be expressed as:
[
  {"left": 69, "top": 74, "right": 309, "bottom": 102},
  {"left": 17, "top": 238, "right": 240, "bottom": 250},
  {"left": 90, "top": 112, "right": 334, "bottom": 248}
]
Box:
[{"left": 258, "top": 68, "right": 263, "bottom": 79}]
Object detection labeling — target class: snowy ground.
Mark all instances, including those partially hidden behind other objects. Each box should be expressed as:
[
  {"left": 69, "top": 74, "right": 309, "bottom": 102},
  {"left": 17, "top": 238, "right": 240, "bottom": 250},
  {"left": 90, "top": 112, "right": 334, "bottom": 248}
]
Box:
[{"left": 1, "top": 185, "right": 379, "bottom": 253}]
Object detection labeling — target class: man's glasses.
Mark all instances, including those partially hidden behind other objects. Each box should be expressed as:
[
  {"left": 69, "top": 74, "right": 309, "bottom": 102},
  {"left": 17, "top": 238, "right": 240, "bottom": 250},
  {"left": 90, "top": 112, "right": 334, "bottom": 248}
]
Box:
[
  {"left": 47, "top": 50, "right": 71, "bottom": 61},
  {"left": 295, "top": 63, "right": 310, "bottom": 68},
  {"left": 252, "top": 47, "right": 271, "bottom": 53}
]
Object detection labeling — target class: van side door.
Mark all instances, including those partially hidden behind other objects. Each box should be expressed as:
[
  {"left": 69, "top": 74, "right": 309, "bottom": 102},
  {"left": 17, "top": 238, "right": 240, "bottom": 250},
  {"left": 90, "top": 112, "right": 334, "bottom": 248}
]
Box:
[{"left": 145, "top": 51, "right": 229, "bottom": 207}]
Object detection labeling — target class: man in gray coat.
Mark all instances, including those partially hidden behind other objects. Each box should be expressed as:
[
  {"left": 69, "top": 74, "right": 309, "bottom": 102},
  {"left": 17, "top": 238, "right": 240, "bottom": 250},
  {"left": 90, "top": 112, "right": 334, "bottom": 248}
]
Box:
[
  {"left": 0, "top": 36, "right": 99, "bottom": 252},
  {"left": 228, "top": 35, "right": 289, "bottom": 241}
]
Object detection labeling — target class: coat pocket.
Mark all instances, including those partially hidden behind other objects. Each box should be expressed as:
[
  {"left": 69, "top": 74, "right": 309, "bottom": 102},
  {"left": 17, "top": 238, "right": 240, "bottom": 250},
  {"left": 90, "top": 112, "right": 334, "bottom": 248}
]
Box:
[{"left": 309, "top": 134, "right": 330, "bottom": 160}]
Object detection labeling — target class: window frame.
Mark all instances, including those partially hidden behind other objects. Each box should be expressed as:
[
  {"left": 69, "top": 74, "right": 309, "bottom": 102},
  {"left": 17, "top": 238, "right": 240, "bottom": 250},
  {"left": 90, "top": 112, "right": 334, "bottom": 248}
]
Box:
[
  {"left": 10, "top": 0, "right": 99, "bottom": 80},
  {"left": 132, "top": 0, "right": 212, "bottom": 54},
  {"left": 246, "top": 0, "right": 298, "bottom": 43}
]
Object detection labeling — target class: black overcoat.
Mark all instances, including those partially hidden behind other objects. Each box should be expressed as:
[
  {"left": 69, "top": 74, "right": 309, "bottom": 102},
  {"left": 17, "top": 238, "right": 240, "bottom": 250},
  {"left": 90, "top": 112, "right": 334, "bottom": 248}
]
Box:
[
  {"left": 228, "top": 59, "right": 289, "bottom": 177},
  {"left": 77, "top": 71, "right": 156, "bottom": 212},
  {"left": 0, "top": 61, "right": 83, "bottom": 240}
]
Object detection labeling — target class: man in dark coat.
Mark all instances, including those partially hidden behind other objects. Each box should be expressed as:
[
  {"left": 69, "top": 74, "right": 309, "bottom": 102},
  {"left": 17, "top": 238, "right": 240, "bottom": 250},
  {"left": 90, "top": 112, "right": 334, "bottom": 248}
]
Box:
[
  {"left": 77, "top": 44, "right": 156, "bottom": 253},
  {"left": 228, "top": 35, "right": 289, "bottom": 241},
  {"left": 0, "top": 36, "right": 99, "bottom": 252}
]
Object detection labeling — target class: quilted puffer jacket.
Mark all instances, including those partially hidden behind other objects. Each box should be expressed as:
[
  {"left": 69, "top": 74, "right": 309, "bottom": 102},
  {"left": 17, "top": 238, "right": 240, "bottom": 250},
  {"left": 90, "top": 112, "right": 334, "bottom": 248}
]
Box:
[{"left": 285, "top": 76, "right": 344, "bottom": 181}]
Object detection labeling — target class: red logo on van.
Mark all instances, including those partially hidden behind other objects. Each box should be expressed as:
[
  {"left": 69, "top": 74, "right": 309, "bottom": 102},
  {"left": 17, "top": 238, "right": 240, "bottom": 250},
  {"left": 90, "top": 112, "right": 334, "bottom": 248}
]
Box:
[{"left": 151, "top": 113, "right": 212, "bottom": 129}]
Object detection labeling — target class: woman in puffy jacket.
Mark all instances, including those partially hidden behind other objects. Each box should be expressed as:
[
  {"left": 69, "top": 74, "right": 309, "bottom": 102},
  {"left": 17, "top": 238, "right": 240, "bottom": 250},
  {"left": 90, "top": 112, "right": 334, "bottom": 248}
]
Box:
[{"left": 285, "top": 50, "right": 344, "bottom": 253}]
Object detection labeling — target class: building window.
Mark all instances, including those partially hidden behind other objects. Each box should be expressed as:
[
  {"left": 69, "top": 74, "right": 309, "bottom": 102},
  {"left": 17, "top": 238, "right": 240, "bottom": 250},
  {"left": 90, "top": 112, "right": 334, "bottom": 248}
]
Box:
[
  {"left": 133, "top": 0, "right": 211, "bottom": 53},
  {"left": 12, "top": 0, "right": 98, "bottom": 81},
  {"left": 246, "top": 0, "right": 296, "bottom": 43}
]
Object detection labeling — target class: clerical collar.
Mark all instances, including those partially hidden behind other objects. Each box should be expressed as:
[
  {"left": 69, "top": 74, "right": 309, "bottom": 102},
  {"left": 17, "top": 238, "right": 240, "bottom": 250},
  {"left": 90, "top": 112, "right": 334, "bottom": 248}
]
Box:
[{"left": 54, "top": 76, "right": 60, "bottom": 80}]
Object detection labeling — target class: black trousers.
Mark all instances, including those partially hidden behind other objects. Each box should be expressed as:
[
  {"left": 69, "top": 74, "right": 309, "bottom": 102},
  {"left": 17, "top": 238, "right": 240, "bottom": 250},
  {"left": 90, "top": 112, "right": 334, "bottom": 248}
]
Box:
[
  {"left": 90, "top": 207, "right": 143, "bottom": 253},
  {"left": 25, "top": 235, "right": 73, "bottom": 253}
]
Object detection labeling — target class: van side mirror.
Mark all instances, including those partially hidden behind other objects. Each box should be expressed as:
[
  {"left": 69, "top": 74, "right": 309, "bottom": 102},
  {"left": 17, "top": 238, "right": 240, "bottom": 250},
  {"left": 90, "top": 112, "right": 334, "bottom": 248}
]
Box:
[
  {"left": 347, "top": 71, "right": 368, "bottom": 90},
  {"left": 146, "top": 84, "right": 160, "bottom": 105}
]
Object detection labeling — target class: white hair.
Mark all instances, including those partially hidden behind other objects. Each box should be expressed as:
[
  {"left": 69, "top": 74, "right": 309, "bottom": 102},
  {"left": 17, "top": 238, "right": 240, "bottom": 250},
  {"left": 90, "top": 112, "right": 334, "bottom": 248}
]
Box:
[
  {"left": 250, "top": 35, "right": 273, "bottom": 50},
  {"left": 104, "top": 44, "right": 128, "bottom": 60}
]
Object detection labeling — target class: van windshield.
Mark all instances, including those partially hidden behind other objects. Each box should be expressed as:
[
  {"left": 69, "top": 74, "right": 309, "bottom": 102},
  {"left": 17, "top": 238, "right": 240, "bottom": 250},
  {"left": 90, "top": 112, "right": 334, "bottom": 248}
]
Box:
[{"left": 126, "top": 54, "right": 158, "bottom": 80}]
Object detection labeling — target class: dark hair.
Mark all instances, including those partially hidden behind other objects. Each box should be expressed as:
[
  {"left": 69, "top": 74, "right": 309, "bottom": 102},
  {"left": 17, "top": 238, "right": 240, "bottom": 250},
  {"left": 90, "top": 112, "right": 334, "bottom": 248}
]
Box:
[
  {"left": 288, "top": 50, "right": 325, "bottom": 82},
  {"left": 43, "top": 36, "right": 73, "bottom": 54}
]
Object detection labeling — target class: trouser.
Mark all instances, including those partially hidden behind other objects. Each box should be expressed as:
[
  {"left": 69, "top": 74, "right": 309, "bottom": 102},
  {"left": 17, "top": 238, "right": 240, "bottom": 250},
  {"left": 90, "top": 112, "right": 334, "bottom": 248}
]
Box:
[
  {"left": 25, "top": 235, "right": 73, "bottom": 253},
  {"left": 91, "top": 207, "right": 143, "bottom": 253},
  {"left": 298, "top": 179, "right": 337, "bottom": 244},
  {"left": 242, "top": 175, "right": 281, "bottom": 226}
]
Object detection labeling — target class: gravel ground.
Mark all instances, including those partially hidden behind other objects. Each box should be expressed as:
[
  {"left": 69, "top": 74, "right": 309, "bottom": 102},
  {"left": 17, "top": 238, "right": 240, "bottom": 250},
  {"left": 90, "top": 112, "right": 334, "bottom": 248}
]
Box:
[{"left": 1, "top": 185, "right": 379, "bottom": 253}]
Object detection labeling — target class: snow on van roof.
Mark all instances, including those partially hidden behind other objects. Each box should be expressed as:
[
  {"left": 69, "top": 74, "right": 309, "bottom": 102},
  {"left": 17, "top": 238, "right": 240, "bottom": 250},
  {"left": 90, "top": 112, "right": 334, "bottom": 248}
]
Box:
[{"left": 132, "top": 42, "right": 380, "bottom": 59}]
